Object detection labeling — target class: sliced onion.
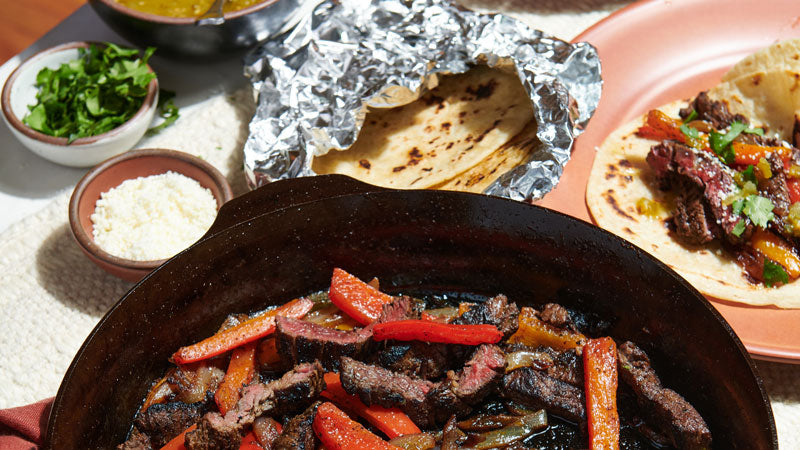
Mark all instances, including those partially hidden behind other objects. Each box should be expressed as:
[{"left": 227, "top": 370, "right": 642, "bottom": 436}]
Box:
[{"left": 505, "top": 351, "right": 554, "bottom": 373}]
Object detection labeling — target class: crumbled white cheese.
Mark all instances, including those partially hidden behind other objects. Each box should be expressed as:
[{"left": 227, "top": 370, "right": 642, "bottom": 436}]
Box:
[{"left": 91, "top": 171, "right": 218, "bottom": 261}]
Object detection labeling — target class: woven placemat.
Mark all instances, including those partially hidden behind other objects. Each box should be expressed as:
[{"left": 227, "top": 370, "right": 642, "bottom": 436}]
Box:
[{"left": 0, "top": 1, "right": 796, "bottom": 446}]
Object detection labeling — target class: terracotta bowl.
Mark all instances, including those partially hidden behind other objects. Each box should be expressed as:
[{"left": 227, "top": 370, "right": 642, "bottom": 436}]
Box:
[
  {"left": 68, "top": 148, "right": 233, "bottom": 282},
  {"left": 1, "top": 42, "right": 159, "bottom": 167}
]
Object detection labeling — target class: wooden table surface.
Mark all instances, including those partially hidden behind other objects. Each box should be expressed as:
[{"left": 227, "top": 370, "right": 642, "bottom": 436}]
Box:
[{"left": 1, "top": 0, "right": 86, "bottom": 64}]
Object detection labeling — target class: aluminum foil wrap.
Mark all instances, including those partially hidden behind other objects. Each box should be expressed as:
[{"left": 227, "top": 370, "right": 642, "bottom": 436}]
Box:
[{"left": 242, "top": 0, "right": 602, "bottom": 201}]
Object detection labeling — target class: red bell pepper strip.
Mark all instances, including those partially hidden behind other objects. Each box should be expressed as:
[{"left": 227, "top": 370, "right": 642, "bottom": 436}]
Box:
[
  {"left": 239, "top": 431, "right": 263, "bottom": 450},
  {"left": 583, "top": 337, "right": 619, "bottom": 450},
  {"left": 321, "top": 372, "right": 421, "bottom": 439},
  {"left": 313, "top": 402, "right": 401, "bottom": 450},
  {"left": 215, "top": 342, "right": 258, "bottom": 416},
  {"left": 788, "top": 178, "right": 800, "bottom": 204},
  {"left": 372, "top": 320, "right": 502, "bottom": 345},
  {"left": 329, "top": 268, "right": 395, "bottom": 325},
  {"left": 172, "top": 297, "right": 313, "bottom": 364}
]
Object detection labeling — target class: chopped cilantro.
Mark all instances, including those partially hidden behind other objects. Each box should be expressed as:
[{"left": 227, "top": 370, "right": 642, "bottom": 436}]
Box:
[
  {"left": 763, "top": 259, "right": 789, "bottom": 287},
  {"left": 145, "top": 90, "right": 180, "bottom": 136},
  {"left": 731, "top": 219, "right": 746, "bottom": 237},
  {"left": 743, "top": 125, "right": 764, "bottom": 136},
  {"left": 742, "top": 195, "right": 775, "bottom": 228},
  {"left": 21, "top": 43, "right": 175, "bottom": 143},
  {"left": 684, "top": 109, "right": 698, "bottom": 123},
  {"left": 680, "top": 123, "right": 700, "bottom": 140},
  {"left": 741, "top": 165, "right": 756, "bottom": 184}
]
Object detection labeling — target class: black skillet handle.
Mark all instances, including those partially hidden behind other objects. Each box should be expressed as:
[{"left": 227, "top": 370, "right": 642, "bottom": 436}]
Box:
[{"left": 204, "top": 174, "right": 386, "bottom": 237}]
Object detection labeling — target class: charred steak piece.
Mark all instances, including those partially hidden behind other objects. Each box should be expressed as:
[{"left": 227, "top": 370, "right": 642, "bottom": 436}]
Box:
[
  {"left": 617, "top": 342, "right": 712, "bottom": 449},
  {"left": 134, "top": 400, "right": 211, "bottom": 448},
  {"left": 185, "top": 362, "right": 325, "bottom": 450},
  {"left": 275, "top": 316, "right": 373, "bottom": 371},
  {"left": 378, "top": 295, "right": 418, "bottom": 322},
  {"left": 339, "top": 356, "right": 435, "bottom": 426},
  {"left": 374, "top": 341, "right": 451, "bottom": 380},
  {"left": 117, "top": 427, "right": 153, "bottom": 450},
  {"left": 647, "top": 141, "right": 747, "bottom": 244},
  {"left": 452, "top": 294, "right": 519, "bottom": 338},
  {"left": 273, "top": 401, "right": 321, "bottom": 450},
  {"left": 502, "top": 367, "right": 586, "bottom": 423},
  {"left": 679, "top": 91, "right": 748, "bottom": 129},
  {"left": 428, "top": 344, "right": 506, "bottom": 424}
]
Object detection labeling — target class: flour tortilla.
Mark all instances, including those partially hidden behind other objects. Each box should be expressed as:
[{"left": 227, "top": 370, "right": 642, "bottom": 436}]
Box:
[
  {"left": 720, "top": 38, "right": 800, "bottom": 83},
  {"left": 311, "top": 66, "right": 535, "bottom": 189},
  {"left": 586, "top": 99, "right": 800, "bottom": 308},
  {"left": 431, "top": 120, "right": 537, "bottom": 193}
]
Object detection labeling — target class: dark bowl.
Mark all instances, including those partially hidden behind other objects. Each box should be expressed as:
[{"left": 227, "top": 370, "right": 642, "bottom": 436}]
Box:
[
  {"left": 46, "top": 175, "right": 777, "bottom": 449},
  {"left": 88, "top": 0, "right": 303, "bottom": 58}
]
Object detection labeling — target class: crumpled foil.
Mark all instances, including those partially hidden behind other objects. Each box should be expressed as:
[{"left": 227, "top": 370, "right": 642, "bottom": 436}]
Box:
[{"left": 242, "top": 0, "right": 602, "bottom": 201}]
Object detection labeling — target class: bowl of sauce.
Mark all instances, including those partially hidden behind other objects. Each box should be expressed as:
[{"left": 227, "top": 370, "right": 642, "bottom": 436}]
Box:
[{"left": 88, "top": 0, "right": 303, "bottom": 58}]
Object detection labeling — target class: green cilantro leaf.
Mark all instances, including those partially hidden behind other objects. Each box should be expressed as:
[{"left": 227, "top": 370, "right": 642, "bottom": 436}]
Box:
[
  {"left": 743, "top": 126, "right": 764, "bottom": 136},
  {"left": 763, "top": 259, "right": 789, "bottom": 287},
  {"left": 732, "top": 198, "right": 745, "bottom": 215},
  {"left": 731, "top": 220, "right": 746, "bottom": 237},
  {"left": 741, "top": 165, "right": 756, "bottom": 184},
  {"left": 684, "top": 109, "right": 698, "bottom": 123},
  {"left": 680, "top": 123, "right": 700, "bottom": 140},
  {"left": 146, "top": 90, "right": 180, "bottom": 136},
  {"left": 742, "top": 195, "right": 775, "bottom": 228}
]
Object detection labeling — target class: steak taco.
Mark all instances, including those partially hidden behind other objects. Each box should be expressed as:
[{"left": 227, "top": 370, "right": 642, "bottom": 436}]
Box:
[
  {"left": 586, "top": 39, "right": 800, "bottom": 308},
  {"left": 311, "top": 65, "right": 536, "bottom": 192}
]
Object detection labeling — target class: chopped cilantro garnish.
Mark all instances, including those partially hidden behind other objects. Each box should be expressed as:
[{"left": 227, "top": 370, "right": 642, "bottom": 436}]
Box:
[
  {"left": 741, "top": 165, "right": 756, "bottom": 184},
  {"left": 763, "top": 259, "right": 789, "bottom": 287},
  {"left": 732, "top": 198, "right": 745, "bottom": 215},
  {"left": 742, "top": 195, "right": 775, "bottom": 228},
  {"left": 743, "top": 125, "right": 764, "bottom": 136},
  {"left": 21, "top": 43, "right": 175, "bottom": 143},
  {"left": 684, "top": 109, "right": 698, "bottom": 123},
  {"left": 146, "top": 90, "right": 180, "bottom": 136},
  {"left": 680, "top": 123, "right": 700, "bottom": 140},
  {"left": 731, "top": 219, "right": 746, "bottom": 237}
]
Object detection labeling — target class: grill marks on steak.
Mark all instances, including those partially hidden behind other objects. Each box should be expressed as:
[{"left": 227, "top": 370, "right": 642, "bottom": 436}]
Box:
[
  {"left": 647, "top": 141, "right": 747, "bottom": 244},
  {"left": 452, "top": 294, "right": 519, "bottom": 338},
  {"left": 375, "top": 341, "right": 452, "bottom": 379},
  {"left": 340, "top": 356, "right": 435, "bottom": 426},
  {"left": 341, "top": 345, "right": 506, "bottom": 426},
  {"left": 273, "top": 401, "right": 321, "bottom": 450},
  {"left": 502, "top": 367, "right": 586, "bottom": 423},
  {"left": 679, "top": 91, "right": 747, "bottom": 129},
  {"left": 617, "top": 342, "right": 711, "bottom": 450},
  {"left": 134, "top": 400, "right": 212, "bottom": 448},
  {"left": 185, "top": 362, "right": 325, "bottom": 450}
]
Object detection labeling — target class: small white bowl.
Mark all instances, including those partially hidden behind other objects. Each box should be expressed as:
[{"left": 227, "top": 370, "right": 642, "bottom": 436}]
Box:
[{"left": 1, "top": 42, "right": 159, "bottom": 168}]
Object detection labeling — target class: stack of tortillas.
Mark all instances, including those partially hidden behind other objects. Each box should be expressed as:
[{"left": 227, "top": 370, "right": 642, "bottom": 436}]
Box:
[{"left": 312, "top": 65, "right": 538, "bottom": 193}]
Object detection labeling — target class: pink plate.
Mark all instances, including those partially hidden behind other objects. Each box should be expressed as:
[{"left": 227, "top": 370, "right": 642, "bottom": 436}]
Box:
[{"left": 538, "top": 0, "right": 800, "bottom": 362}]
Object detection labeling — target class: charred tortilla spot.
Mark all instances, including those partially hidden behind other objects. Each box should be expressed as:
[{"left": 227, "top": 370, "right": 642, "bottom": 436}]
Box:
[
  {"left": 408, "top": 147, "right": 423, "bottom": 166},
  {"left": 422, "top": 167, "right": 433, "bottom": 172},
  {"left": 393, "top": 166, "right": 406, "bottom": 172},
  {"left": 424, "top": 125, "right": 434, "bottom": 133},
  {"left": 423, "top": 95, "right": 444, "bottom": 106},
  {"left": 410, "top": 176, "right": 423, "bottom": 185},
  {"left": 623, "top": 227, "right": 633, "bottom": 234},
  {"left": 618, "top": 159, "right": 632, "bottom": 168},
  {"left": 459, "top": 111, "right": 467, "bottom": 118},
  {"left": 623, "top": 175, "right": 633, "bottom": 182},
  {"left": 751, "top": 73, "right": 762, "bottom": 86},
  {"left": 605, "top": 173, "right": 616, "bottom": 180},
  {"left": 429, "top": 137, "right": 440, "bottom": 144},
  {"left": 607, "top": 164, "right": 618, "bottom": 173},
  {"left": 466, "top": 79, "right": 498, "bottom": 100},
  {"left": 603, "top": 189, "right": 636, "bottom": 221},
  {"left": 465, "top": 136, "right": 473, "bottom": 142},
  {"left": 441, "top": 122, "right": 452, "bottom": 131},
  {"left": 447, "top": 142, "right": 454, "bottom": 150},
  {"left": 359, "top": 159, "right": 371, "bottom": 169},
  {"left": 459, "top": 120, "right": 465, "bottom": 124}
]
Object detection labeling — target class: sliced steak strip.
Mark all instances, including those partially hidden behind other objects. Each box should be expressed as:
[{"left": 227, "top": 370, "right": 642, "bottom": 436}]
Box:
[
  {"left": 761, "top": 153, "right": 794, "bottom": 239},
  {"left": 339, "top": 356, "right": 435, "bottom": 427},
  {"left": 377, "top": 296, "right": 418, "bottom": 323},
  {"left": 679, "top": 91, "right": 747, "bottom": 129},
  {"left": 186, "top": 362, "right": 325, "bottom": 450},
  {"left": 617, "top": 341, "right": 711, "bottom": 450},
  {"left": 452, "top": 294, "right": 519, "bottom": 338},
  {"left": 135, "top": 400, "right": 210, "bottom": 448},
  {"left": 427, "top": 344, "right": 506, "bottom": 424},
  {"left": 671, "top": 180, "right": 719, "bottom": 245},
  {"left": 647, "top": 141, "right": 748, "bottom": 244},
  {"left": 117, "top": 427, "right": 152, "bottom": 450},
  {"left": 502, "top": 367, "right": 585, "bottom": 423},
  {"left": 275, "top": 316, "right": 373, "bottom": 371},
  {"left": 273, "top": 401, "right": 321, "bottom": 450},
  {"left": 374, "top": 341, "right": 451, "bottom": 379}
]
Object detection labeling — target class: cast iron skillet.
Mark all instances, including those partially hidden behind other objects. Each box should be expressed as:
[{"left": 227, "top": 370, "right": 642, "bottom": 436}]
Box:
[{"left": 46, "top": 175, "right": 777, "bottom": 448}]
